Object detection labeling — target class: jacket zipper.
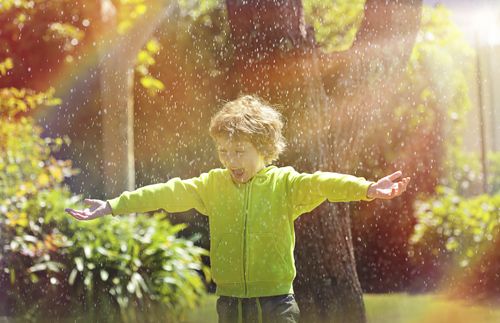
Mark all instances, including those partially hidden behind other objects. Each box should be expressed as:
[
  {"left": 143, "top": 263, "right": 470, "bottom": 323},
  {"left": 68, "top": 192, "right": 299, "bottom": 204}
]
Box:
[{"left": 242, "top": 177, "right": 253, "bottom": 297}]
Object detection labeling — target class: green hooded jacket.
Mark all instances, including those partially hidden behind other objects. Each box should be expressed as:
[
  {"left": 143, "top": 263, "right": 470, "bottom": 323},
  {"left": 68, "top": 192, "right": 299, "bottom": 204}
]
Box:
[{"left": 107, "top": 165, "right": 374, "bottom": 298}]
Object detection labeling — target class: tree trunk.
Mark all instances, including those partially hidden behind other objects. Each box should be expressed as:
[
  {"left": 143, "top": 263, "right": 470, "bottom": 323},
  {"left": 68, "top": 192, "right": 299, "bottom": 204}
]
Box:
[{"left": 225, "top": 1, "right": 422, "bottom": 322}]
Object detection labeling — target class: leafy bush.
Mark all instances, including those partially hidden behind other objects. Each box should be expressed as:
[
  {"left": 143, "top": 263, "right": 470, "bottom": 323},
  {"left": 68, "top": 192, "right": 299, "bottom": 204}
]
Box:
[
  {"left": 1, "top": 58, "right": 210, "bottom": 322},
  {"left": 2, "top": 191, "right": 210, "bottom": 322},
  {"left": 65, "top": 212, "right": 210, "bottom": 322},
  {"left": 0, "top": 115, "right": 210, "bottom": 322},
  {"left": 441, "top": 149, "right": 500, "bottom": 197},
  {"left": 409, "top": 187, "right": 500, "bottom": 297}
]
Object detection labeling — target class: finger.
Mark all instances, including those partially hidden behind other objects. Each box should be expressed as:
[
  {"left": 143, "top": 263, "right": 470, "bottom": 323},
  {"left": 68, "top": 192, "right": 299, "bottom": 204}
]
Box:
[
  {"left": 389, "top": 184, "right": 401, "bottom": 197},
  {"left": 66, "top": 209, "right": 89, "bottom": 220},
  {"left": 399, "top": 182, "right": 408, "bottom": 195},
  {"left": 84, "top": 199, "right": 98, "bottom": 206},
  {"left": 382, "top": 188, "right": 396, "bottom": 199},
  {"left": 65, "top": 208, "right": 84, "bottom": 217},
  {"left": 394, "top": 179, "right": 408, "bottom": 190},
  {"left": 65, "top": 209, "right": 83, "bottom": 219},
  {"left": 68, "top": 209, "right": 86, "bottom": 219},
  {"left": 385, "top": 170, "right": 403, "bottom": 182}
]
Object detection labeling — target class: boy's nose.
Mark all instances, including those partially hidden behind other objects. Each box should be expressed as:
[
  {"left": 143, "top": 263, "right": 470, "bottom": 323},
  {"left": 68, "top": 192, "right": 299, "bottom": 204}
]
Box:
[{"left": 226, "top": 156, "right": 240, "bottom": 163}]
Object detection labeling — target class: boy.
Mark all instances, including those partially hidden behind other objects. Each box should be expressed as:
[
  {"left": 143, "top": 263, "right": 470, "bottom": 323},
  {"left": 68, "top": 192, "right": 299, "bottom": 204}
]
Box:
[{"left": 66, "top": 95, "right": 410, "bottom": 323}]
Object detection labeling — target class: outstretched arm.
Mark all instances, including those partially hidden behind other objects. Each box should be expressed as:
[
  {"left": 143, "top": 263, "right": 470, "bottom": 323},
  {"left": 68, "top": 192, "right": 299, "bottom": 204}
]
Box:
[
  {"left": 366, "top": 170, "right": 410, "bottom": 200},
  {"left": 65, "top": 171, "right": 212, "bottom": 221}
]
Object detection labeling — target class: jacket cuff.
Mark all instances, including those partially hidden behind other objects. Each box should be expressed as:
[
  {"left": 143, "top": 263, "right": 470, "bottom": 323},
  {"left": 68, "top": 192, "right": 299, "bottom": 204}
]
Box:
[
  {"left": 362, "top": 181, "right": 376, "bottom": 202},
  {"left": 106, "top": 198, "right": 120, "bottom": 216}
]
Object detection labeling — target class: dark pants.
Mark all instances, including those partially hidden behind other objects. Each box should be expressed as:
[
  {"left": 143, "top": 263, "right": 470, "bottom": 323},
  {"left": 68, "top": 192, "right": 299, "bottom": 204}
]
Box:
[{"left": 216, "top": 294, "right": 300, "bottom": 323}]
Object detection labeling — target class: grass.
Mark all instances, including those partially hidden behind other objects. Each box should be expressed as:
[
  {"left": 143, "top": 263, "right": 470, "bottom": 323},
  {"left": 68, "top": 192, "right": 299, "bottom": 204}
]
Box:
[
  {"left": 181, "top": 293, "right": 500, "bottom": 323},
  {"left": 364, "top": 293, "right": 500, "bottom": 323}
]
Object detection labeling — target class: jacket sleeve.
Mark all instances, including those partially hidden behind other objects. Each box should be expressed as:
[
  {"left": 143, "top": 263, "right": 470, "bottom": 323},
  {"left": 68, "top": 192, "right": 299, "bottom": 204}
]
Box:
[
  {"left": 106, "top": 171, "right": 211, "bottom": 217},
  {"left": 286, "top": 167, "right": 375, "bottom": 219}
]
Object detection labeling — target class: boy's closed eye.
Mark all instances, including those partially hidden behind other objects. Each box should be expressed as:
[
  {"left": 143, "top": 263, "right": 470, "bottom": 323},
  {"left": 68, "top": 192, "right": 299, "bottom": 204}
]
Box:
[{"left": 218, "top": 149, "right": 245, "bottom": 154}]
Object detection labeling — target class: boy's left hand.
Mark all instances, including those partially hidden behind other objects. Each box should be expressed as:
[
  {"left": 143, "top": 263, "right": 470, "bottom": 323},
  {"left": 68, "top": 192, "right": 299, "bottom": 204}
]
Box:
[{"left": 367, "top": 170, "right": 410, "bottom": 200}]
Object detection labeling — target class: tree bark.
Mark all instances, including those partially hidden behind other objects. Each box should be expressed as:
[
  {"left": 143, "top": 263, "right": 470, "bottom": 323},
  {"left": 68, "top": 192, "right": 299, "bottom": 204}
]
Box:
[{"left": 225, "top": 1, "right": 422, "bottom": 322}]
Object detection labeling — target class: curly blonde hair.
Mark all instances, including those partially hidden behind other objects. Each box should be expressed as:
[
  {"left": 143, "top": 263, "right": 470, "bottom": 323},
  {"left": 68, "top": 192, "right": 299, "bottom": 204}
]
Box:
[{"left": 209, "top": 95, "right": 287, "bottom": 164}]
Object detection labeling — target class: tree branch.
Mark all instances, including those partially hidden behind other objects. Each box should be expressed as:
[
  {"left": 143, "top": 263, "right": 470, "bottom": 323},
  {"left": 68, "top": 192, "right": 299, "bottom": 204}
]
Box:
[{"left": 320, "top": 0, "right": 423, "bottom": 81}]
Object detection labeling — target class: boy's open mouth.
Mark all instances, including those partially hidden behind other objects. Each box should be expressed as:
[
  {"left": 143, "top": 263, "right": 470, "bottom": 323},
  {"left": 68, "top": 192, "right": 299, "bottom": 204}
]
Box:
[{"left": 231, "top": 169, "right": 244, "bottom": 177}]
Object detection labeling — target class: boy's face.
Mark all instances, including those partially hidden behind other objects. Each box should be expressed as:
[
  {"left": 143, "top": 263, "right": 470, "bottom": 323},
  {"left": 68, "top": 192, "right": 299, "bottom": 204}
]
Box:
[{"left": 215, "top": 136, "right": 266, "bottom": 184}]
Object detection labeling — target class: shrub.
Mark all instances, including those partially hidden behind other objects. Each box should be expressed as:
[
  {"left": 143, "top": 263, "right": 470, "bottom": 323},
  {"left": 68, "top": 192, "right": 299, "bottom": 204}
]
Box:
[
  {"left": 409, "top": 186, "right": 500, "bottom": 298},
  {"left": 0, "top": 119, "right": 210, "bottom": 322},
  {"left": 1, "top": 58, "right": 210, "bottom": 322},
  {"left": 1, "top": 116, "right": 210, "bottom": 322}
]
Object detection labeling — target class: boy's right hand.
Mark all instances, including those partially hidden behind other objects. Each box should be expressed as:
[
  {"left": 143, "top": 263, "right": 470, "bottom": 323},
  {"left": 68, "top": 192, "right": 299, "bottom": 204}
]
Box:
[{"left": 65, "top": 199, "right": 113, "bottom": 221}]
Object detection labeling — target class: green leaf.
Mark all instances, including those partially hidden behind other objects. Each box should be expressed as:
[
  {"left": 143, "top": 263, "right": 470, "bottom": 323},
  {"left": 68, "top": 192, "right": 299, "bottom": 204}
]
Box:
[
  {"left": 445, "top": 237, "right": 458, "bottom": 251},
  {"left": 69, "top": 268, "right": 78, "bottom": 285},
  {"left": 127, "top": 279, "right": 136, "bottom": 293},
  {"left": 137, "top": 50, "right": 155, "bottom": 65},
  {"left": 83, "top": 244, "right": 92, "bottom": 258},
  {"left": 84, "top": 272, "right": 92, "bottom": 286},
  {"left": 28, "top": 263, "right": 47, "bottom": 273},
  {"left": 100, "top": 269, "right": 109, "bottom": 281},
  {"left": 146, "top": 39, "right": 160, "bottom": 53},
  {"left": 46, "top": 261, "right": 64, "bottom": 272},
  {"left": 75, "top": 257, "right": 84, "bottom": 271},
  {"left": 139, "top": 76, "right": 165, "bottom": 90},
  {"left": 45, "top": 98, "right": 62, "bottom": 106}
]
